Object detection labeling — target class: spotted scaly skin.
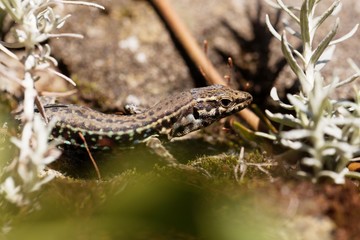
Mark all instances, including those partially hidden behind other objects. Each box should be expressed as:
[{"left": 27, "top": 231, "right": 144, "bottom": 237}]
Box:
[{"left": 42, "top": 85, "right": 252, "bottom": 149}]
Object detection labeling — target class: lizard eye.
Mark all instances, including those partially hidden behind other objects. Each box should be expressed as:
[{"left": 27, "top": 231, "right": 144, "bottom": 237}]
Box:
[{"left": 220, "top": 98, "right": 232, "bottom": 107}]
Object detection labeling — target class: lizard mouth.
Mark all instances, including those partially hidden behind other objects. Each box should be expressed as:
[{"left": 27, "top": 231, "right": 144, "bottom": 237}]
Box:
[{"left": 235, "top": 93, "right": 253, "bottom": 110}]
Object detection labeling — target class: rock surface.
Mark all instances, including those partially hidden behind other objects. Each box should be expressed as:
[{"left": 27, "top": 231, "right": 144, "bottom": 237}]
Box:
[
  {"left": 50, "top": 0, "right": 359, "bottom": 110},
  {"left": 51, "top": 0, "right": 192, "bottom": 110}
]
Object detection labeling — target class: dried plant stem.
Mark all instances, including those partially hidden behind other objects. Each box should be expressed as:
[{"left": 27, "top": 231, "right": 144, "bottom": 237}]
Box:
[
  {"left": 78, "top": 132, "right": 101, "bottom": 180},
  {"left": 151, "top": 0, "right": 223, "bottom": 84}
]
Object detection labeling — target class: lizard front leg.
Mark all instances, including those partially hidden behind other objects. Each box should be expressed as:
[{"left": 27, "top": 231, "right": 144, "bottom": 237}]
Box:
[{"left": 143, "top": 136, "right": 177, "bottom": 165}]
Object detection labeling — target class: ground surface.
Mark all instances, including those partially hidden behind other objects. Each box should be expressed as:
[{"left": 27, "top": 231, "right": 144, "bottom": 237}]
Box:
[{"left": 1, "top": 0, "right": 360, "bottom": 239}]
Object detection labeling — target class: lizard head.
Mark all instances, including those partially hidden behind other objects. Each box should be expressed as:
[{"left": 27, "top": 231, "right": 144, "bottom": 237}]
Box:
[{"left": 170, "top": 85, "right": 252, "bottom": 137}]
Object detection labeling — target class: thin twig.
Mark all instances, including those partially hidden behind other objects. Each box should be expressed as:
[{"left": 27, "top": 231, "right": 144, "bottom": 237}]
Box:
[
  {"left": 234, "top": 147, "right": 277, "bottom": 182},
  {"left": 234, "top": 147, "right": 246, "bottom": 182},
  {"left": 78, "top": 132, "right": 101, "bottom": 180},
  {"left": 40, "top": 89, "right": 78, "bottom": 97},
  {"left": 224, "top": 57, "right": 233, "bottom": 85},
  {"left": 34, "top": 95, "right": 49, "bottom": 124}
]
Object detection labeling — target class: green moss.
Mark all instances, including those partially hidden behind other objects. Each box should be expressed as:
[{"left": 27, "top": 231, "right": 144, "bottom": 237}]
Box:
[
  {"left": 190, "top": 154, "right": 238, "bottom": 179},
  {"left": 189, "top": 150, "right": 271, "bottom": 182},
  {"left": 1, "top": 153, "right": 289, "bottom": 240}
]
